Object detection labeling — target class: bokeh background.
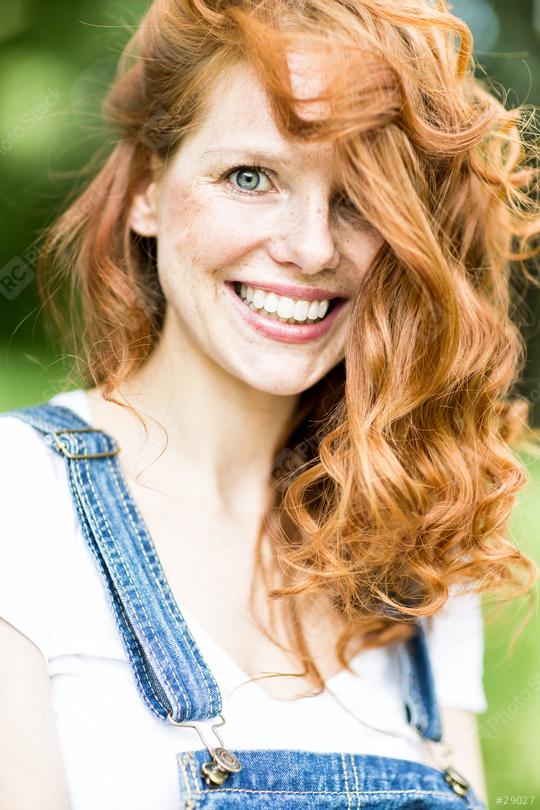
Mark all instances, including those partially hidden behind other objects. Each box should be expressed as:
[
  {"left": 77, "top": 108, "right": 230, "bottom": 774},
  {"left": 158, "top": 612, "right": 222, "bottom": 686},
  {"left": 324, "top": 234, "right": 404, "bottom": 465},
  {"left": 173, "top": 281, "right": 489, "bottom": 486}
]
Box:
[{"left": 1, "top": 0, "right": 539, "bottom": 804}]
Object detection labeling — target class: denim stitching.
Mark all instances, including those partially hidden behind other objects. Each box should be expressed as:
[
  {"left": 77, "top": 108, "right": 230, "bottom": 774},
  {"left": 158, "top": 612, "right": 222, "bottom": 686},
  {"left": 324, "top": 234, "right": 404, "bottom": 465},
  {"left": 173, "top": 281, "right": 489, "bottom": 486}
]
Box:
[
  {"left": 72, "top": 458, "right": 167, "bottom": 716},
  {"left": 71, "top": 459, "right": 166, "bottom": 719},
  {"left": 82, "top": 452, "right": 189, "bottom": 715},
  {"left": 9, "top": 408, "right": 74, "bottom": 437},
  {"left": 187, "top": 753, "right": 201, "bottom": 810},
  {"left": 177, "top": 754, "right": 194, "bottom": 810},
  {"left": 108, "top": 459, "right": 219, "bottom": 715},
  {"left": 349, "top": 753, "right": 361, "bottom": 808},
  {"left": 58, "top": 427, "right": 185, "bottom": 716},
  {"left": 340, "top": 751, "right": 352, "bottom": 809},
  {"left": 187, "top": 752, "right": 199, "bottom": 791},
  {"left": 75, "top": 449, "right": 186, "bottom": 715},
  {"left": 186, "top": 787, "right": 465, "bottom": 798}
]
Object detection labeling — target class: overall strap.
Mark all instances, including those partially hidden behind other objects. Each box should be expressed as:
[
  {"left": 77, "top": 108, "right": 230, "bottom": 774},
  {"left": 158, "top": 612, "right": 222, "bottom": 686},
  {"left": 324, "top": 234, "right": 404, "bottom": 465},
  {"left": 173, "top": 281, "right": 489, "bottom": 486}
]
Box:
[{"left": 3, "top": 402, "right": 222, "bottom": 725}]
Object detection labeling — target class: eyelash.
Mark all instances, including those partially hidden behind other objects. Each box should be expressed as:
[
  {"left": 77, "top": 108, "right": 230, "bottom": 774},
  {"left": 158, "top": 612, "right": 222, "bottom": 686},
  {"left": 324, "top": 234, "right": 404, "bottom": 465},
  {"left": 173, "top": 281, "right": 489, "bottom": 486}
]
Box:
[{"left": 223, "top": 164, "right": 274, "bottom": 197}]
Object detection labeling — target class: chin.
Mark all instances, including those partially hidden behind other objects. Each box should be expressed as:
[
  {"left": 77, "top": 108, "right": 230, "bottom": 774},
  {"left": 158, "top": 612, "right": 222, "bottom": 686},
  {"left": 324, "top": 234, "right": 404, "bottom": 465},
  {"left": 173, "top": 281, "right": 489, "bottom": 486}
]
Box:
[{"left": 235, "top": 366, "right": 328, "bottom": 397}]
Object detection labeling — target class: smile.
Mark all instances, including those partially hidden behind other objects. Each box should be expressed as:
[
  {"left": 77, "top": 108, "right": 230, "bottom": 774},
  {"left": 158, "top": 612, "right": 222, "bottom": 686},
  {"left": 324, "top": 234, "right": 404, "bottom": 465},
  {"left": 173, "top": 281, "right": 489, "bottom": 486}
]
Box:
[
  {"left": 225, "top": 281, "right": 349, "bottom": 345},
  {"left": 234, "top": 282, "right": 335, "bottom": 324}
]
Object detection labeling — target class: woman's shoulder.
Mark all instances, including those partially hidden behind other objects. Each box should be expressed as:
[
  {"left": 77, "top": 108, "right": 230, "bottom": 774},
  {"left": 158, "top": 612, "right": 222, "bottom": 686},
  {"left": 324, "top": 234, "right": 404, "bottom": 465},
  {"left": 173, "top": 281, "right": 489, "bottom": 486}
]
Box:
[
  {"left": 0, "top": 410, "right": 55, "bottom": 487},
  {"left": 0, "top": 388, "right": 94, "bottom": 556},
  {"left": 0, "top": 388, "right": 85, "bottom": 474},
  {"left": 0, "top": 387, "right": 90, "bottom": 530},
  {"left": 0, "top": 388, "right": 109, "bottom": 661}
]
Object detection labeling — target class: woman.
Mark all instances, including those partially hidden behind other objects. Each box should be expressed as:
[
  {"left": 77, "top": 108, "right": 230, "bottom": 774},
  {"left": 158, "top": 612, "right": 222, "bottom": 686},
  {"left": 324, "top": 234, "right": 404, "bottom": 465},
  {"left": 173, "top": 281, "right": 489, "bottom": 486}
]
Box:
[{"left": 1, "top": 0, "right": 539, "bottom": 807}]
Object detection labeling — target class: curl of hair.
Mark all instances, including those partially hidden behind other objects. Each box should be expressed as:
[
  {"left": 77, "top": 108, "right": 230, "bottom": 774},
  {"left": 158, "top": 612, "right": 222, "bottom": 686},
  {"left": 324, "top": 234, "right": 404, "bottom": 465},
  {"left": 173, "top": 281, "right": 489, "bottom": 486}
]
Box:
[{"left": 37, "top": 0, "right": 540, "bottom": 690}]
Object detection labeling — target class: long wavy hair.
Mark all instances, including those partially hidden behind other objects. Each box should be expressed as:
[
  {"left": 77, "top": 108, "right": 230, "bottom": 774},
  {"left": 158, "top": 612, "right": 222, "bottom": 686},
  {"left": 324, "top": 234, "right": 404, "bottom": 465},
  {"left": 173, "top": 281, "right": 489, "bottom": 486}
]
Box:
[{"left": 38, "top": 0, "right": 540, "bottom": 690}]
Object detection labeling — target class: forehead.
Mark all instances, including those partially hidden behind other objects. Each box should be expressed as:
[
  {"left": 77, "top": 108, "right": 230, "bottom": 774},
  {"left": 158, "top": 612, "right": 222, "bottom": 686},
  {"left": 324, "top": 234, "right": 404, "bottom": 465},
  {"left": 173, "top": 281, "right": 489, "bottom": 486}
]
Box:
[{"left": 182, "top": 58, "right": 335, "bottom": 171}]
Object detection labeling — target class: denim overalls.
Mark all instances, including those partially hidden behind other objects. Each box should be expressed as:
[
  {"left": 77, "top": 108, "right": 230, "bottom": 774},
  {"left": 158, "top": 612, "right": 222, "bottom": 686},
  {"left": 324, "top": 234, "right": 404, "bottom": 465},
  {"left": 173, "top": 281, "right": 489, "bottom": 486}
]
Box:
[{"left": 5, "top": 400, "right": 488, "bottom": 809}]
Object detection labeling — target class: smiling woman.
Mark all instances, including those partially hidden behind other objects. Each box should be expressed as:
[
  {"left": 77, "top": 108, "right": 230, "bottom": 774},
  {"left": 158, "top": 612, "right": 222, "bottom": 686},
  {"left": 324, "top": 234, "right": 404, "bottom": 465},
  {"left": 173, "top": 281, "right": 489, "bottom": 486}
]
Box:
[{"left": 1, "top": 1, "right": 540, "bottom": 809}]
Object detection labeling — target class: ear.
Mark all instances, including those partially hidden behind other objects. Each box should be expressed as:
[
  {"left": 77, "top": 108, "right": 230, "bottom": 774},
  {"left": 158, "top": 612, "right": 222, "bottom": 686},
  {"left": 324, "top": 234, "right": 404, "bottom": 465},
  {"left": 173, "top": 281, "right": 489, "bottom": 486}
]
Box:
[{"left": 128, "top": 159, "right": 162, "bottom": 237}]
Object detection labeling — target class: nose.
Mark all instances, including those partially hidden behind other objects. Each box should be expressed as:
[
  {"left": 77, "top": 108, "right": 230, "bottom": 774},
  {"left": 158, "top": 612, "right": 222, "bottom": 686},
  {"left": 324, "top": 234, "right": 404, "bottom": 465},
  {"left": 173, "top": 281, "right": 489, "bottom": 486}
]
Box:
[{"left": 268, "top": 192, "right": 340, "bottom": 276}]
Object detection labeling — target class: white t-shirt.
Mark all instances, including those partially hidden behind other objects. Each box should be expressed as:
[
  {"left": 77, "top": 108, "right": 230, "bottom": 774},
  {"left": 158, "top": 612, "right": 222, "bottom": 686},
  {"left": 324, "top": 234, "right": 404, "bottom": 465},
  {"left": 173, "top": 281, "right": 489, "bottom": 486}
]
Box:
[{"left": 0, "top": 388, "right": 487, "bottom": 810}]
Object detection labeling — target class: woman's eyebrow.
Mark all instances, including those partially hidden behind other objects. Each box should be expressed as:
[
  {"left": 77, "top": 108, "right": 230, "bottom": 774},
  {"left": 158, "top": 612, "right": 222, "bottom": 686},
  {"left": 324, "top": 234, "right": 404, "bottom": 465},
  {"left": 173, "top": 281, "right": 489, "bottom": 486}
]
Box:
[{"left": 200, "top": 146, "right": 296, "bottom": 166}]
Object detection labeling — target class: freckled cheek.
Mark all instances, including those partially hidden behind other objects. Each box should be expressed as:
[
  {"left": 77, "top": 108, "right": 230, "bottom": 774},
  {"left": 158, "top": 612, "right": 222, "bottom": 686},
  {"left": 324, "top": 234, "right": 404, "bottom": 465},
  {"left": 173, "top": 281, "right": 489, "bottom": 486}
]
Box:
[{"left": 164, "top": 200, "right": 265, "bottom": 271}]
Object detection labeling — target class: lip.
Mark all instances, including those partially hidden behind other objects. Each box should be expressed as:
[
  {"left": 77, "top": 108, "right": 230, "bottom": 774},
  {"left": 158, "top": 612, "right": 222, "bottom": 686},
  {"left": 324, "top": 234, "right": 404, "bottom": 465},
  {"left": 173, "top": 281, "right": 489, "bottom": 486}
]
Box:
[
  {"left": 230, "top": 279, "right": 349, "bottom": 302},
  {"left": 224, "top": 281, "right": 349, "bottom": 345}
]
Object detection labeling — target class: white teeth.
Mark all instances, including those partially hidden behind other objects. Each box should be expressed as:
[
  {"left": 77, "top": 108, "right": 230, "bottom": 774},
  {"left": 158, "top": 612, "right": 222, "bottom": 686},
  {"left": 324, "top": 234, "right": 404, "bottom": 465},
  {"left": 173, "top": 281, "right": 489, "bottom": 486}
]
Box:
[
  {"left": 293, "top": 300, "right": 309, "bottom": 321},
  {"left": 318, "top": 300, "right": 329, "bottom": 318},
  {"left": 277, "top": 297, "right": 295, "bottom": 319},
  {"left": 235, "top": 284, "right": 333, "bottom": 324},
  {"left": 252, "top": 289, "right": 266, "bottom": 309},
  {"left": 264, "top": 292, "right": 278, "bottom": 313}
]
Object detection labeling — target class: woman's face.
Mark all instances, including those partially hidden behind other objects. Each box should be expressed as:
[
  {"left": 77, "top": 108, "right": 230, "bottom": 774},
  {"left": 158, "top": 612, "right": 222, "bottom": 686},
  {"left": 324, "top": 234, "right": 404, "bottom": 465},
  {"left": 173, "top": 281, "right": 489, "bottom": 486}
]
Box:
[{"left": 129, "top": 60, "right": 383, "bottom": 396}]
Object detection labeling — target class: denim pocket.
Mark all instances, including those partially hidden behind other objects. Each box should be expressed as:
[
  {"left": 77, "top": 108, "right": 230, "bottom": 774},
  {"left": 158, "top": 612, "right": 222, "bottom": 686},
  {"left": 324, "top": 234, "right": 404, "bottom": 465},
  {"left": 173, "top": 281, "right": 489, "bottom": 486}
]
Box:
[{"left": 176, "top": 749, "right": 486, "bottom": 809}]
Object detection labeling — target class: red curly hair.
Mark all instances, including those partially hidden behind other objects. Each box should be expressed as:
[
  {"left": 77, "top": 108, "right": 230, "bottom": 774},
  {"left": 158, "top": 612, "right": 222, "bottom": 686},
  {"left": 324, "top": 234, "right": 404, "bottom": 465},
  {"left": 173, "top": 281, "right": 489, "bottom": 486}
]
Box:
[{"left": 37, "top": 0, "right": 540, "bottom": 690}]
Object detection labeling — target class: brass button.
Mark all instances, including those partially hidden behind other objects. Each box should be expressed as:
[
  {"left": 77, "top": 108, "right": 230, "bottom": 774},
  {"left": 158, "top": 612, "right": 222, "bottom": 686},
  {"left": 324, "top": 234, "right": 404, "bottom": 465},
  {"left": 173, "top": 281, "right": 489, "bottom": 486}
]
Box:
[
  {"left": 201, "top": 761, "right": 230, "bottom": 787},
  {"left": 213, "top": 747, "right": 242, "bottom": 773},
  {"left": 201, "top": 748, "right": 242, "bottom": 787}
]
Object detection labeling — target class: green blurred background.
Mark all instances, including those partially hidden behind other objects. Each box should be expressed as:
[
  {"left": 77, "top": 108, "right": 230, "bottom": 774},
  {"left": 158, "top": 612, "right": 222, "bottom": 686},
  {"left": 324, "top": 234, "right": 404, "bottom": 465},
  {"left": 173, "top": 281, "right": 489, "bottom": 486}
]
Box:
[{"left": 1, "top": 0, "right": 539, "bottom": 804}]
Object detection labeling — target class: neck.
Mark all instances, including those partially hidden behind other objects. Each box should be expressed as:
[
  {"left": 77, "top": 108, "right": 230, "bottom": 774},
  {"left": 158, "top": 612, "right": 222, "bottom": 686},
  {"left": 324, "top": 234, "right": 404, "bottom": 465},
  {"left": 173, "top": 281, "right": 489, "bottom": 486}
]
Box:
[{"left": 86, "top": 310, "right": 300, "bottom": 518}]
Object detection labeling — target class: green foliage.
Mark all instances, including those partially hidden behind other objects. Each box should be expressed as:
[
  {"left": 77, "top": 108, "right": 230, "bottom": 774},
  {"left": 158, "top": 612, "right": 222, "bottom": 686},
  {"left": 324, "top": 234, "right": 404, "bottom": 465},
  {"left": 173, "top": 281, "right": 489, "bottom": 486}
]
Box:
[
  {"left": 481, "top": 457, "right": 540, "bottom": 802},
  {"left": 0, "top": 0, "right": 149, "bottom": 342}
]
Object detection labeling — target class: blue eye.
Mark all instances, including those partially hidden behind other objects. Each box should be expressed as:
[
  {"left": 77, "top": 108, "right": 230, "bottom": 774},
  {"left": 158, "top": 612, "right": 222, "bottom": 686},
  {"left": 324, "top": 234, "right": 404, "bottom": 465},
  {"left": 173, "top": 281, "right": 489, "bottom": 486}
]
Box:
[{"left": 225, "top": 164, "right": 274, "bottom": 196}]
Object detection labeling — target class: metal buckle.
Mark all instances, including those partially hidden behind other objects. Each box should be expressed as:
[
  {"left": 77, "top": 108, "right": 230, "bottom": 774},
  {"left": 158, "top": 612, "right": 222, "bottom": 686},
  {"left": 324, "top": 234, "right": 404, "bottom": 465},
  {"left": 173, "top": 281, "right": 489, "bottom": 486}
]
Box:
[
  {"left": 414, "top": 735, "right": 472, "bottom": 799},
  {"left": 443, "top": 765, "right": 470, "bottom": 797},
  {"left": 51, "top": 428, "right": 120, "bottom": 460},
  {"left": 167, "top": 712, "right": 242, "bottom": 787}
]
